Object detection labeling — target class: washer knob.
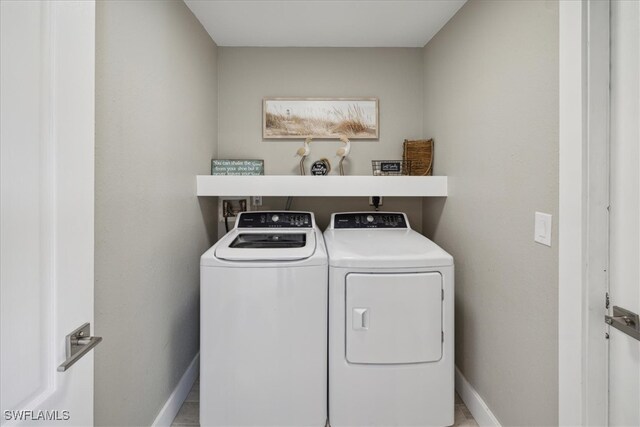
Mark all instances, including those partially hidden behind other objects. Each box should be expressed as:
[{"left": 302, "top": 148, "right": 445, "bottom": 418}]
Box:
[
  {"left": 271, "top": 214, "right": 279, "bottom": 222},
  {"left": 366, "top": 215, "right": 374, "bottom": 223}
]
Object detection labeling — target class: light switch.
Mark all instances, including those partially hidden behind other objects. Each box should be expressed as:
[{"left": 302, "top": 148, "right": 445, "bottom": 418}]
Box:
[{"left": 534, "top": 212, "right": 552, "bottom": 246}]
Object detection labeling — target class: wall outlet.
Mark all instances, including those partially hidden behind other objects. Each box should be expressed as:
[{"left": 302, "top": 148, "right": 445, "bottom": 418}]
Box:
[
  {"left": 369, "top": 196, "right": 383, "bottom": 208},
  {"left": 251, "top": 196, "right": 262, "bottom": 206}
]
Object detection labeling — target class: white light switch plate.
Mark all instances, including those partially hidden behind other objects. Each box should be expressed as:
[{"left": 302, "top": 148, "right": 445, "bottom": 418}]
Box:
[{"left": 534, "top": 212, "right": 552, "bottom": 246}]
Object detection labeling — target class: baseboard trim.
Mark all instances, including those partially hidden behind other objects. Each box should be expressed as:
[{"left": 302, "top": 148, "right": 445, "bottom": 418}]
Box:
[
  {"left": 455, "top": 366, "right": 501, "bottom": 427},
  {"left": 152, "top": 352, "right": 199, "bottom": 427}
]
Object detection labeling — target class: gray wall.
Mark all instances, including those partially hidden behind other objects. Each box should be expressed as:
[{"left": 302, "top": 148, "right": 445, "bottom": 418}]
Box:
[
  {"left": 95, "top": 1, "right": 218, "bottom": 425},
  {"left": 217, "top": 47, "right": 425, "bottom": 228},
  {"left": 421, "top": 1, "right": 559, "bottom": 425}
]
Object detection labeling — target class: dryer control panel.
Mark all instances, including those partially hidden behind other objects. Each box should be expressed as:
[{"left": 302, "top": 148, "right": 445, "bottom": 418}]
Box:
[
  {"left": 236, "top": 212, "right": 313, "bottom": 228},
  {"left": 333, "top": 213, "right": 408, "bottom": 229}
]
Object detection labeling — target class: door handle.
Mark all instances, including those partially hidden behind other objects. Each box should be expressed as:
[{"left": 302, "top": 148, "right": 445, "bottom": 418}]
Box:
[
  {"left": 353, "top": 308, "right": 369, "bottom": 330},
  {"left": 605, "top": 306, "right": 640, "bottom": 341},
  {"left": 57, "top": 322, "right": 103, "bottom": 372}
]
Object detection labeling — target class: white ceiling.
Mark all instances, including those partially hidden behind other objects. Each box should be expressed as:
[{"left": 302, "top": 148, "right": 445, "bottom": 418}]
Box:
[{"left": 184, "top": 0, "right": 467, "bottom": 48}]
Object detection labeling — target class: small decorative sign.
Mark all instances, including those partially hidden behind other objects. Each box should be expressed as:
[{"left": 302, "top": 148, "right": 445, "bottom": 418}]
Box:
[
  {"left": 211, "top": 159, "right": 264, "bottom": 176},
  {"left": 371, "top": 160, "right": 411, "bottom": 176},
  {"left": 380, "top": 161, "right": 401, "bottom": 173},
  {"left": 310, "top": 158, "right": 331, "bottom": 176}
]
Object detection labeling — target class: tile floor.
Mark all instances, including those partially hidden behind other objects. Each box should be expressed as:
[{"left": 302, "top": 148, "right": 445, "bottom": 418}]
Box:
[{"left": 172, "top": 379, "right": 478, "bottom": 426}]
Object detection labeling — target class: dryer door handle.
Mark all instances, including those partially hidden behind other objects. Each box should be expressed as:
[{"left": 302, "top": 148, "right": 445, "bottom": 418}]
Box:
[{"left": 353, "top": 308, "right": 369, "bottom": 330}]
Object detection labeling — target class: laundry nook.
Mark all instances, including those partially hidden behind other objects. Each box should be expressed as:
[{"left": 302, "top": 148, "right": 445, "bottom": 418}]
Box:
[{"left": 1, "top": 1, "right": 638, "bottom": 427}]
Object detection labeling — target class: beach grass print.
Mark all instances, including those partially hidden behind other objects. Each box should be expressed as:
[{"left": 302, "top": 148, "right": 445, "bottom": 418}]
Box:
[{"left": 263, "top": 98, "right": 379, "bottom": 139}]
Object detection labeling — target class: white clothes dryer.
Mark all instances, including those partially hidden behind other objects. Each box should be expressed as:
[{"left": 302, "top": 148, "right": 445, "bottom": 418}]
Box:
[
  {"left": 324, "top": 212, "right": 454, "bottom": 427},
  {"left": 201, "top": 211, "right": 327, "bottom": 427}
]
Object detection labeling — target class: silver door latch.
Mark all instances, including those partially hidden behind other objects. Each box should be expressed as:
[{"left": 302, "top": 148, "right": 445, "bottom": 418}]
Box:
[
  {"left": 605, "top": 306, "right": 640, "bottom": 341},
  {"left": 57, "top": 322, "right": 103, "bottom": 372}
]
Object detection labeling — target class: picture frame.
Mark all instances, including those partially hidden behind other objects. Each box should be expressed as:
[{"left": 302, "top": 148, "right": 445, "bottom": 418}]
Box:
[{"left": 263, "top": 97, "right": 379, "bottom": 139}]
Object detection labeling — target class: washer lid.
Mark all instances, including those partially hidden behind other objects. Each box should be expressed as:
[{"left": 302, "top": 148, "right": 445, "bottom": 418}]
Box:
[
  {"left": 323, "top": 228, "right": 453, "bottom": 268},
  {"left": 215, "top": 229, "right": 316, "bottom": 261},
  {"left": 229, "top": 233, "right": 307, "bottom": 249}
]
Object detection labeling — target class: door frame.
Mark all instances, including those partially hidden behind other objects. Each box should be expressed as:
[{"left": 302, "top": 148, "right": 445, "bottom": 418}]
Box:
[{"left": 558, "top": 1, "right": 610, "bottom": 425}]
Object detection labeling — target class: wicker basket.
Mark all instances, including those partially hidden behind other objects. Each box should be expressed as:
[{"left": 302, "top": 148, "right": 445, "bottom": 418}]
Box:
[{"left": 403, "top": 139, "right": 433, "bottom": 176}]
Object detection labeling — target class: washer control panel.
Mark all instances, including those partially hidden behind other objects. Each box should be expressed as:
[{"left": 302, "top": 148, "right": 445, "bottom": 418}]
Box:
[
  {"left": 236, "top": 212, "right": 313, "bottom": 228},
  {"left": 333, "top": 213, "right": 408, "bottom": 229}
]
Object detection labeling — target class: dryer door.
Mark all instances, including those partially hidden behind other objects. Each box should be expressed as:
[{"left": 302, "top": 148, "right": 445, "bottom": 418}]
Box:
[{"left": 346, "top": 272, "right": 442, "bottom": 364}]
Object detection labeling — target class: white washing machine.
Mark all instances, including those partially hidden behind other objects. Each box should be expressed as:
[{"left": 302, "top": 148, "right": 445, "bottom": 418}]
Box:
[
  {"left": 324, "top": 212, "right": 454, "bottom": 427},
  {"left": 200, "top": 211, "right": 327, "bottom": 427}
]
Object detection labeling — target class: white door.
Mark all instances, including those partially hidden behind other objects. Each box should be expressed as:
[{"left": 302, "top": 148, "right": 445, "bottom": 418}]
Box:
[
  {"left": 608, "top": 0, "right": 640, "bottom": 425},
  {"left": 345, "top": 273, "right": 442, "bottom": 364},
  {"left": 1, "top": 1, "right": 96, "bottom": 425}
]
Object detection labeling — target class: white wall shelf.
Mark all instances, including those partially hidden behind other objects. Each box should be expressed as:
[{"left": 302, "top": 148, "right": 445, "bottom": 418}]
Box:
[{"left": 196, "top": 175, "right": 447, "bottom": 197}]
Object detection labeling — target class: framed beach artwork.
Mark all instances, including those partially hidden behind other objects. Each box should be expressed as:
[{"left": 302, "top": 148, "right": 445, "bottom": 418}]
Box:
[{"left": 263, "top": 97, "right": 379, "bottom": 139}]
